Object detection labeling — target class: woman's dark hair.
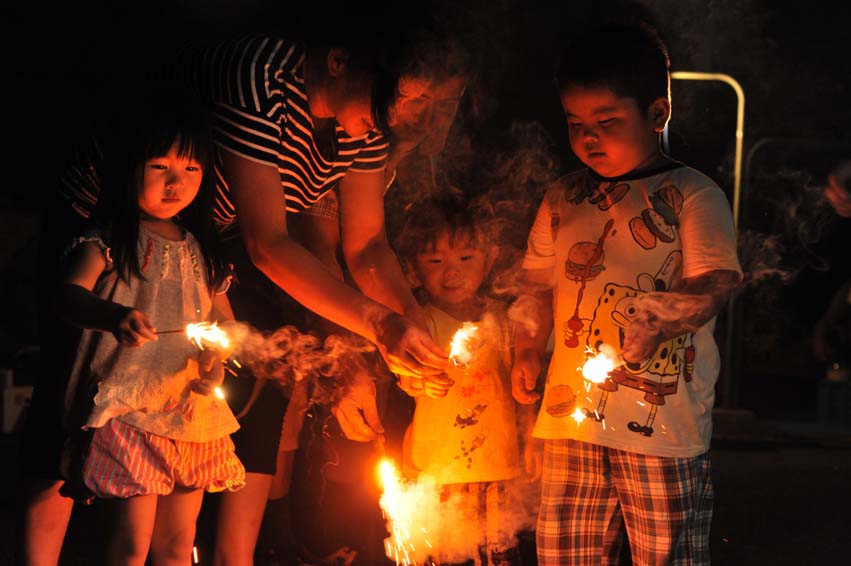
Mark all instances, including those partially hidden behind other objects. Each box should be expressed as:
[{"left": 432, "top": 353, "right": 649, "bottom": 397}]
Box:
[
  {"left": 91, "top": 87, "right": 228, "bottom": 292},
  {"left": 305, "top": 2, "right": 471, "bottom": 139},
  {"left": 554, "top": 21, "right": 670, "bottom": 111},
  {"left": 371, "top": 9, "right": 471, "bottom": 138}
]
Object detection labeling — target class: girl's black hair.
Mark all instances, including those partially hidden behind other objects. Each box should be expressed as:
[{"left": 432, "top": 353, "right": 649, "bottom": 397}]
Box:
[{"left": 91, "top": 86, "right": 228, "bottom": 292}]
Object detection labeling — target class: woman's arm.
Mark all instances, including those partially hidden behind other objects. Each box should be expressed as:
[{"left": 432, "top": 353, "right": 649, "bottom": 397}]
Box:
[
  {"left": 222, "top": 150, "right": 447, "bottom": 376},
  {"left": 337, "top": 168, "right": 425, "bottom": 325}
]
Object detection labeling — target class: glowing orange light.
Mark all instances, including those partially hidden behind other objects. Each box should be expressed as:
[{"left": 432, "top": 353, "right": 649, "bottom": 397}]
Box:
[
  {"left": 377, "top": 458, "right": 437, "bottom": 565},
  {"left": 185, "top": 322, "right": 233, "bottom": 401},
  {"left": 449, "top": 323, "right": 479, "bottom": 368},
  {"left": 185, "top": 322, "right": 231, "bottom": 350},
  {"left": 571, "top": 407, "right": 587, "bottom": 424},
  {"left": 581, "top": 347, "right": 618, "bottom": 383}
]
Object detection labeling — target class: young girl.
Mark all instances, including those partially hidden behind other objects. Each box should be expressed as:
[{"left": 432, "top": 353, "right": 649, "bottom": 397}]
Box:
[{"left": 59, "top": 88, "right": 245, "bottom": 565}]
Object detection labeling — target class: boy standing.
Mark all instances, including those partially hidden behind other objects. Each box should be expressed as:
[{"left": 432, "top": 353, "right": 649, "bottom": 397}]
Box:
[{"left": 511, "top": 22, "right": 741, "bottom": 565}]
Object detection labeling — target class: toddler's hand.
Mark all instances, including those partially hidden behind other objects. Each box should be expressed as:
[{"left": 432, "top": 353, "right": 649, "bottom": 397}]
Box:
[
  {"left": 191, "top": 348, "right": 224, "bottom": 396},
  {"left": 511, "top": 350, "right": 542, "bottom": 404},
  {"left": 621, "top": 318, "right": 664, "bottom": 364},
  {"left": 421, "top": 372, "right": 454, "bottom": 399},
  {"left": 524, "top": 437, "right": 544, "bottom": 483},
  {"left": 396, "top": 374, "right": 425, "bottom": 397},
  {"left": 113, "top": 309, "right": 157, "bottom": 347}
]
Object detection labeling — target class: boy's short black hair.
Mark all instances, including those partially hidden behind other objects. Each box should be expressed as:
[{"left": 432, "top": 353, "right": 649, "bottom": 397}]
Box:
[{"left": 554, "top": 21, "right": 670, "bottom": 111}]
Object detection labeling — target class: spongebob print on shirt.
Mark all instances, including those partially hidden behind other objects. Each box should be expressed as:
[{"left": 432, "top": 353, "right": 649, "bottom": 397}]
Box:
[
  {"left": 549, "top": 173, "right": 694, "bottom": 438},
  {"left": 527, "top": 166, "right": 740, "bottom": 456}
]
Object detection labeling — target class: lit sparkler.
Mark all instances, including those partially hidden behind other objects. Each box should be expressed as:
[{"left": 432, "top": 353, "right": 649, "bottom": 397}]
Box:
[
  {"left": 449, "top": 322, "right": 479, "bottom": 368},
  {"left": 581, "top": 346, "right": 619, "bottom": 384},
  {"left": 573, "top": 345, "right": 621, "bottom": 425},
  {"left": 377, "top": 458, "right": 438, "bottom": 566},
  {"left": 185, "top": 322, "right": 232, "bottom": 351},
  {"left": 183, "top": 322, "right": 235, "bottom": 400}
]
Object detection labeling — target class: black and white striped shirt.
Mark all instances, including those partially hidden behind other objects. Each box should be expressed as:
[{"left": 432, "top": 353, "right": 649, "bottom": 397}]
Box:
[{"left": 59, "top": 35, "right": 389, "bottom": 231}]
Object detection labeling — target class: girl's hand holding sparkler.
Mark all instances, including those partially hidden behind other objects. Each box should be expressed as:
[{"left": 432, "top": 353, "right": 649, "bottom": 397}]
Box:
[{"left": 114, "top": 308, "right": 158, "bottom": 348}]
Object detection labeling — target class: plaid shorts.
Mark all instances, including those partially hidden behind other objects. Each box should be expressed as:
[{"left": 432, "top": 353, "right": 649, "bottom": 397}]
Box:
[
  {"left": 537, "top": 439, "right": 713, "bottom": 566},
  {"left": 83, "top": 419, "right": 246, "bottom": 498}
]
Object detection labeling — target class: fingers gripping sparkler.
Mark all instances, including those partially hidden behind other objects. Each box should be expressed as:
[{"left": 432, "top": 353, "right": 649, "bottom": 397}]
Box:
[{"left": 159, "top": 322, "right": 239, "bottom": 399}]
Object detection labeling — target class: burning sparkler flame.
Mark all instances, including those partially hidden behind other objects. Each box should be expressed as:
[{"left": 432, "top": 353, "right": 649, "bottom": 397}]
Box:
[
  {"left": 185, "top": 322, "right": 231, "bottom": 351},
  {"left": 581, "top": 345, "right": 619, "bottom": 383},
  {"left": 184, "top": 322, "right": 234, "bottom": 400},
  {"left": 377, "top": 458, "right": 437, "bottom": 566},
  {"left": 449, "top": 322, "right": 479, "bottom": 368}
]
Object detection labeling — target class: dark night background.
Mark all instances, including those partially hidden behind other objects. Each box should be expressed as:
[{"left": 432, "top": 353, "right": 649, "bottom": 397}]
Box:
[{"left": 3, "top": 1, "right": 851, "bottom": 564}]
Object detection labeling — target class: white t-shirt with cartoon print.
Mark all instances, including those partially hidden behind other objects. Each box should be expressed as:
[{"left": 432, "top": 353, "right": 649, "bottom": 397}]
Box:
[{"left": 522, "top": 163, "right": 741, "bottom": 457}]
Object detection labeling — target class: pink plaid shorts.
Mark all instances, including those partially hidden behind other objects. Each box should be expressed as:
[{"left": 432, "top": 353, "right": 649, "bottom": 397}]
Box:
[{"left": 83, "top": 418, "right": 245, "bottom": 498}]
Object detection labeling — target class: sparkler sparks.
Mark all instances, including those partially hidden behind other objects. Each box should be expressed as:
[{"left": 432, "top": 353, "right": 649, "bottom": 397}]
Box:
[
  {"left": 184, "top": 322, "right": 236, "bottom": 400},
  {"left": 377, "top": 458, "right": 438, "bottom": 566},
  {"left": 449, "top": 322, "right": 479, "bottom": 368},
  {"left": 580, "top": 345, "right": 619, "bottom": 383},
  {"left": 185, "top": 322, "right": 231, "bottom": 351}
]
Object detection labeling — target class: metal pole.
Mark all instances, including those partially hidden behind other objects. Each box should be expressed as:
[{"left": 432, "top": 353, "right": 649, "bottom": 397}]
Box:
[{"left": 670, "top": 71, "right": 745, "bottom": 408}]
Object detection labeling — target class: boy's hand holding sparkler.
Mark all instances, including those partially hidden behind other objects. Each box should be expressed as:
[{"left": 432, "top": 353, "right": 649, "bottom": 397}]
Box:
[{"left": 621, "top": 315, "right": 664, "bottom": 365}]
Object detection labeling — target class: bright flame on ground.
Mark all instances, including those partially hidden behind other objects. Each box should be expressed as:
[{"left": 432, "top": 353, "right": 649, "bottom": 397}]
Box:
[
  {"left": 377, "top": 458, "right": 437, "bottom": 565},
  {"left": 581, "top": 347, "right": 618, "bottom": 383},
  {"left": 449, "top": 322, "right": 479, "bottom": 367},
  {"left": 185, "top": 322, "right": 231, "bottom": 350}
]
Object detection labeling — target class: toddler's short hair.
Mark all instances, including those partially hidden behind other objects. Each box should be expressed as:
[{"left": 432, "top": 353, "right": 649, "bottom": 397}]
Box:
[
  {"left": 393, "top": 190, "right": 491, "bottom": 263},
  {"left": 554, "top": 21, "right": 671, "bottom": 111}
]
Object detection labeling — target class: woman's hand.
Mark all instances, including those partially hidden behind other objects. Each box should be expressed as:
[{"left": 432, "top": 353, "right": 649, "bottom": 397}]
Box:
[
  {"left": 113, "top": 309, "right": 157, "bottom": 347},
  {"left": 511, "top": 349, "right": 542, "bottom": 404},
  {"left": 375, "top": 312, "right": 450, "bottom": 379},
  {"left": 191, "top": 348, "right": 225, "bottom": 396}
]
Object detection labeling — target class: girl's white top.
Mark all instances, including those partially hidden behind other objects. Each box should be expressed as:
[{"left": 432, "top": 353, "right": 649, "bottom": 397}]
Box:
[{"left": 65, "top": 224, "right": 239, "bottom": 442}]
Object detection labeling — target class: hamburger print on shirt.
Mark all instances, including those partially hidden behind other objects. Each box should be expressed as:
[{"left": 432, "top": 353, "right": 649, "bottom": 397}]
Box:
[{"left": 522, "top": 164, "right": 741, "bottom": 458}]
